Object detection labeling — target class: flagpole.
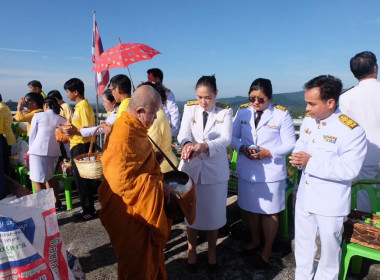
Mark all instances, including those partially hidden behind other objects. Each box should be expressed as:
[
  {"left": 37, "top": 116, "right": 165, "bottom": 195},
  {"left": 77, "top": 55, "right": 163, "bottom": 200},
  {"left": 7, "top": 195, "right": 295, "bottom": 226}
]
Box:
[{"left": 93, "top": 11, "right": 100, "bottom": 128}]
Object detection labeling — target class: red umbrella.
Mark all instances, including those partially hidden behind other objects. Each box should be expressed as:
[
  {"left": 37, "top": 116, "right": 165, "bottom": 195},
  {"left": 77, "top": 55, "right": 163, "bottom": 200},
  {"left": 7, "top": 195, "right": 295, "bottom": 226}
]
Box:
[{"left": 91, "top": 38, "right": 161, "bottom": 72}]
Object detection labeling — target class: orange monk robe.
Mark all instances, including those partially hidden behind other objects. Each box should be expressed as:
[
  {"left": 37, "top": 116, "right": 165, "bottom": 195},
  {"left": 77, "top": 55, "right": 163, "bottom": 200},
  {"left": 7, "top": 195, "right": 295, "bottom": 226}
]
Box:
[{"left": 98, "top": 112, "right": 169, "bottom": 280}]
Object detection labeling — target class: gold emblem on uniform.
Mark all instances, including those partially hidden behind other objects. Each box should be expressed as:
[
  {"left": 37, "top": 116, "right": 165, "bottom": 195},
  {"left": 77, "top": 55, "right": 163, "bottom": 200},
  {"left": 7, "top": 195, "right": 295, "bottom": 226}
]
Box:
[
  {"left": 274, "top": 104, "right": 287, "bottom": 111},
  {"left": 338, "top": 114, "right": 358, "bottom": 130},
  {"left": 323, "top": 134, "right": 337, "bottom": 144},
  {"left": 267, "top": 124, "right": 277, "bottom": 129},
  {"left": 214, "top": 119, "right": 224, "bottom": 124},
  {"left": 191, "top": 118, "right": 196, "bottom": 124},
  {"left": 216, "top": 102, "right": 230, "bottom": 109},
  {"left": 186, "top": 100, "right": 199, "bottom": 106},
  {"left": 240, "top": 103, "right": 251, "bottom": 108},
  {"left": 322, "top": 121, "right": 326, "bottom": 126},
  {"left": 304, "top": 128, "right": 312, "bottom": 135}
]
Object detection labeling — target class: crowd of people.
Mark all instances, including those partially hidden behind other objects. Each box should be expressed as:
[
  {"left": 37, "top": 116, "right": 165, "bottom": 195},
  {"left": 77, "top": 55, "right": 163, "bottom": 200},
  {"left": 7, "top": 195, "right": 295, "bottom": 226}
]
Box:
[{"left": 0, "top": 50, "right": 379, "bottom": 279}]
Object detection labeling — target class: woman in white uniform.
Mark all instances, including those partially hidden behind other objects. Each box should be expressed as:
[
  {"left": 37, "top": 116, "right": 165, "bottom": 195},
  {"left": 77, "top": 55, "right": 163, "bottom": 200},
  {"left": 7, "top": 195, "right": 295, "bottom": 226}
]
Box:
[
  {"left": 231, "top": 78, "right": 295, "bottom": 268},
  {"left": 79, "top": 89, "right": 118, "bottom": 138},
  {"left": 28, "top": 97, "right": 66, "bottom": 208},
  {"left": 177, "top": 75, "right": 233, "bottom": 272}
]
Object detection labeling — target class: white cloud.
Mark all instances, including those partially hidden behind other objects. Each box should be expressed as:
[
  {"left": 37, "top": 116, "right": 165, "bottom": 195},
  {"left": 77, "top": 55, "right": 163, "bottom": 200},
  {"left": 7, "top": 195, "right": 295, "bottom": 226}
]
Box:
[{"left": 0, "top": 47, "right": 41, "bottom": 53}]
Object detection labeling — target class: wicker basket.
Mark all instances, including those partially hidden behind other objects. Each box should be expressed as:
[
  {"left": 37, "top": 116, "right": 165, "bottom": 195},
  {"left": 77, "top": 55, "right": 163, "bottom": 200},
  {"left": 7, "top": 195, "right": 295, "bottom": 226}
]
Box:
[
  {"left": 74, "top": 127, "right": 103, "bottom": 179},
  {"left": 343, "top": 210, "right": 380, "bottom": 250}
]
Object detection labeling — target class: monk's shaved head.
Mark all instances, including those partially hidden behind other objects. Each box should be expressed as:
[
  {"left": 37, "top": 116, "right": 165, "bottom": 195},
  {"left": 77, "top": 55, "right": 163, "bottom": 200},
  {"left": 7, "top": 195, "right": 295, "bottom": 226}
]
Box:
[{"left": 128, "top": 85, "right": 161, "bottom": 115}]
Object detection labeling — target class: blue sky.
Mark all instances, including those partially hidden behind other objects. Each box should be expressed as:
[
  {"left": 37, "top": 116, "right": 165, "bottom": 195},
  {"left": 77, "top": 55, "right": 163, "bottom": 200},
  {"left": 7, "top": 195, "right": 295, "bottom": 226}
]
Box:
[{"left": 1, "top": 0, "right": 380, "bottom": 104}]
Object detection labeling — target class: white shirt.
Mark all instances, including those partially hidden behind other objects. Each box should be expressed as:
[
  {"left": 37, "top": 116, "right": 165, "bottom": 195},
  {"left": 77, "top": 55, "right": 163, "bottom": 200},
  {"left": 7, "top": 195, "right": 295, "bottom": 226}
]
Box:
[
  {"left": 293, "top": 108, "right": 367, "bottom": 216},
  {"left": 163, "top": 90, "right": 180, "bottom": 137},
  {"left": 339, "top": 78, "right": 380, "bottom": 166}
]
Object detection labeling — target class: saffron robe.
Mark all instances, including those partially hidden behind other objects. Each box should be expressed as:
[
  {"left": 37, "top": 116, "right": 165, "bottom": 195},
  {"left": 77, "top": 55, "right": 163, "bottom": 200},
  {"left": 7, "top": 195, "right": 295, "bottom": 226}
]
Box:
[{"left": 98, "top": 112, "right": 169, "bottom": 280}]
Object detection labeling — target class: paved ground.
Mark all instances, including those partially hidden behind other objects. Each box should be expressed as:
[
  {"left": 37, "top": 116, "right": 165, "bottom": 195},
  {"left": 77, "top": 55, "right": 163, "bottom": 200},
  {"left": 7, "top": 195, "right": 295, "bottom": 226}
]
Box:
[{"left": 57, "top": 190, "right": 380, "bottom": 280}]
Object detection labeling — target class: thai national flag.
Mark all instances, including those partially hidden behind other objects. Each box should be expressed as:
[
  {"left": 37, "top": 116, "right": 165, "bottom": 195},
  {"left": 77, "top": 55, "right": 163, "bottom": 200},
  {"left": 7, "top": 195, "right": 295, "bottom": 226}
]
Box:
[{"left": 92, "top": 18, "right": 109, "bottom": 96}]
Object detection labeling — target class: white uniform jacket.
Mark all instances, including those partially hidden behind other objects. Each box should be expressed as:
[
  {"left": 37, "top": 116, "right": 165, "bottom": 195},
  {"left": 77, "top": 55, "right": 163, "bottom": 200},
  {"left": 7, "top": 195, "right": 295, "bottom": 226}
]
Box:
[
  {"left": 340, "top": 78, "right": 380, "bottom": 166},
  {"left": 28, "top": 109, "right": 66, "bottom": 157},
  {"left": 163, "top": 90, "right": 180, "bottom": 137},
  {"left": 177, "top": 101, "right": 233, "bottom": 184},
  {"left": 231, "top": 103, "right": 295, "bottom": 183},
  {"left": 80, "top": 107, "right": 118, "bottom": 137},
  {"left": 294, "top": 108, "right": 367, "bottom": 216}
]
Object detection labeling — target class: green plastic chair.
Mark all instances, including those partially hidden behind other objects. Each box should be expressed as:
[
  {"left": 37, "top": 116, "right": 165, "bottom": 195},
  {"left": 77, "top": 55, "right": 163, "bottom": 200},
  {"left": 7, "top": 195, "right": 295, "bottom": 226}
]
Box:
[
  {"left": 228, "top": 150, "right": 238, "bottom": 194},
  {"left": 8, "top": 164, "right": 27, "bottom": 185},
  {"left": 54, "top": 174, "right": 74, "bottom": 211},
  {"left": 278, "top": 154, "right": 298, "bottom": 238},
  {"left": 339, "top": 179, "right": 380, "bottom": 280}
]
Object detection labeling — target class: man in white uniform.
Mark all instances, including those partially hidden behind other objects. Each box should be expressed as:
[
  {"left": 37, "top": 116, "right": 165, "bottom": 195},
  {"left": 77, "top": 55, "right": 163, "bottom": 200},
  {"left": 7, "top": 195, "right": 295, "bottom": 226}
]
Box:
[
  {"left": 289, "top": 75, "right": 367, "bottom": 280},
  {"left": 340, "top": 51, "right": 380, "bottom": 212},
  {"left": 147, "top": 68, "right": 180, "bottom": 137}
]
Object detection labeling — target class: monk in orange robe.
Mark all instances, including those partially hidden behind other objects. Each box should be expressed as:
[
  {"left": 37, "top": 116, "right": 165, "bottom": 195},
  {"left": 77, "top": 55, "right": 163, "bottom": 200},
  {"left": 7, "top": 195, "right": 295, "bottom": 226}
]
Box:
[{"left": 98, "top": 85, "right": 170, "bottom": 280}]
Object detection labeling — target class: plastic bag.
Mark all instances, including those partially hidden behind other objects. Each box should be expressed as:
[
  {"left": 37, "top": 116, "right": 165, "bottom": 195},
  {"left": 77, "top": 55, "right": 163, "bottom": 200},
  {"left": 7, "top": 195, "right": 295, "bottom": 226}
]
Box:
[
  {"left": 0, "top": 189, "right": 76, "bottom": 279},
  {"left": 10, "top": 137, "right": 29, "bottom": 166}
]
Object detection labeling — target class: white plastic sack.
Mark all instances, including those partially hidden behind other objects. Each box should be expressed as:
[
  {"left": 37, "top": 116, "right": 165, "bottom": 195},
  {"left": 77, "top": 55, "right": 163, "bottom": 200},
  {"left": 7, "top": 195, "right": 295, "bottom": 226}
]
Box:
[
  {"left": 0, "top": 189, "right": 75, "bottom": 279},
  {"left": 11, "top": 137, "right": 29, "bottom": 166}
]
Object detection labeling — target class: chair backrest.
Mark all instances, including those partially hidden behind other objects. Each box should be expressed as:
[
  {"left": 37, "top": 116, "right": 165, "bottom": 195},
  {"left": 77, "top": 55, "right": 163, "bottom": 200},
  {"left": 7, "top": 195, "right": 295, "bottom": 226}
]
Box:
[
  {"left": 230, "top": 150, "right": 238, "bottom": 171},
  {"left": 351, "top": 179, "right": 380, "bottom": 213}
]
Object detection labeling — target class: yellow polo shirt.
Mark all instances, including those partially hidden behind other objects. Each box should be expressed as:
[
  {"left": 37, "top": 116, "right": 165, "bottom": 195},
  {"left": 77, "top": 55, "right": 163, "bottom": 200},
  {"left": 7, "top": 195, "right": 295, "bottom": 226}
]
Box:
[
  {"left": 116, "top": 97, "right": 130, "bottom": 119},
  {"left": 70, "top": 99, "right": 95, "bottom": 149},
  {"left": 13, "top": 108, "right": 43, "bottom": 136},
  {"left": 0, "top": 102, "right": 16, "bottom": 145}
]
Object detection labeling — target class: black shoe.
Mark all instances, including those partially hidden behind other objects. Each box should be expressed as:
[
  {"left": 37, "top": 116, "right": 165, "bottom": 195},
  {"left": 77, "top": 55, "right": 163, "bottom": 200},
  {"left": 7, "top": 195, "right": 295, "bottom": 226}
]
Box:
[
  {"left": 187, "top": 262, "right": 198, "bottom": 273},
  {"left": 73, "top": 210, "right": 98, "bottom": 221},
  {"left": 207, "top": 262, "right": 218, "bottom": 273},
  {"left": 253, "top": 256, "right": 270, "bottom": 270}
]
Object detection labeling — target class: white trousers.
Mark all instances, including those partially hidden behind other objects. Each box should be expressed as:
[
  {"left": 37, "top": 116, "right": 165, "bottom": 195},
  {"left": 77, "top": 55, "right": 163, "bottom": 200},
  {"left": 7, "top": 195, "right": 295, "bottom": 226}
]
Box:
[{"left": 295, "top": 202, "right": 345, "bottom": 280}]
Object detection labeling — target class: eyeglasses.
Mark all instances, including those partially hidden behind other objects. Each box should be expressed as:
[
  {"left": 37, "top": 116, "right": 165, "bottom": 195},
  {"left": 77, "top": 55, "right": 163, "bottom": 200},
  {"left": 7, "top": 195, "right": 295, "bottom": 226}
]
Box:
[{"left": 249, "top": 96, "right": 266, "bottom": 104}]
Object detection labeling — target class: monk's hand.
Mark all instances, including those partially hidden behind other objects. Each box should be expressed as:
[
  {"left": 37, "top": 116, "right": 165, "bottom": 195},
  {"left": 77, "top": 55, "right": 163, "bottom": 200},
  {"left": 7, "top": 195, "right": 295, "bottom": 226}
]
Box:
[
  {"left": 289, "top": 151, "right": 311, "bottom": 168},
  {"left": 239, "top": 145, "right": 252, "bottom": 160},
  {"left": 181, "top": 142, "right": 194, "bottom": 161},
  {"left": 252, "top": 146, "right": 272, "bottom": 160},
  {"left": 17, "top": 98, "right": 25, "bottom": 111},
  {"left": 156, "top": 151, "right": 164, "bottom": 164}
]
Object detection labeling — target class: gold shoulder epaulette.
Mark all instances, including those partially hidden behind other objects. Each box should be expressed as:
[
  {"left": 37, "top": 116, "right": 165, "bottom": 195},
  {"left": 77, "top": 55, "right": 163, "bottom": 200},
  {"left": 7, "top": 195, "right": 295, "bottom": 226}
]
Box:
[
  {"left": 216, "top": 102, "right": 230, "bottom": 109},
  {"left": 339, "top": 114, "right": 358, "bottom": 129},
  {"left": 240, "top": 103, "right": 251, "bottom": 108},
  {"left": 274, "top": 104, "right": 287, "bottom": 111},
  {"left": 340, "top": 86, "right": 354, "bottom": 95},
  {"left": 186, "top": 100, "right": 199, "bottom": 106},
  {"left": 305, "top": 113, "right": 310, "bottom": 117}
]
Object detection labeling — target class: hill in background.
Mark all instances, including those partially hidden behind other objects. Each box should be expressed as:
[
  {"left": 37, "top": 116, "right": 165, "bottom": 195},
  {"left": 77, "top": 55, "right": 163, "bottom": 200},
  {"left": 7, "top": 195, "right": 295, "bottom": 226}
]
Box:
[{"left": 178, "top": 91, "right": 307, "bottom": 118}]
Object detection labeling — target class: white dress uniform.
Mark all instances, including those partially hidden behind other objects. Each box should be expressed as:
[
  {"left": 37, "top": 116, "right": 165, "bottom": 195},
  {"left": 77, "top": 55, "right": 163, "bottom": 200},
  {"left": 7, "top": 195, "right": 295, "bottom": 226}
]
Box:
[
  {"left": 80, "top": 107, "right": 118, "bottom": 137},
  {"left": 340, "top": 78, "right": 380, "bottom": 212},
  {"left": 163, "top": 90, "right": 180, "bottom": 137},
  {"left": 231, "top": 103, "right": 295, "bottom": 214},
  {"left": 28, "top": 110, "right": 66, "bottom": 182},
  {"left": 177, "top": 101, "right": 233, "bottom": 230},
  {"left": 293, "top": 108, "right": 367, "bottom": 280}
]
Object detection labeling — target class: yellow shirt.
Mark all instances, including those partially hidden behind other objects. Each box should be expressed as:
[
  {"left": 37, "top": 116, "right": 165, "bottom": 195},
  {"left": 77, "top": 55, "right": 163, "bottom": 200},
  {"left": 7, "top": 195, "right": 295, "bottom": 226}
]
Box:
[
  {"left": 60, "top": 102, "right": 73, "bottom": 123},
  {"left": 13, "top": 108, "right": 43, "bottom": 136},
  {"left": 40, "top": 91, "right": 47, "bottom": 99},
  {"left": 148, "top": 108, "right": 178, "bottom": 173},
  {"left": 0, "top": 102, "right": 16, "bottom": 145},
  {"left": 70, "top": 99, "right": 95, "bottom": 149},
  {"left": 116, "top": 97, "right": 130, "bottom": 119}
]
